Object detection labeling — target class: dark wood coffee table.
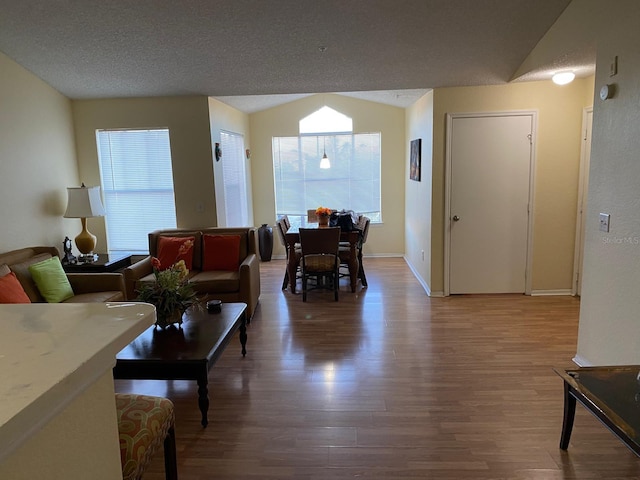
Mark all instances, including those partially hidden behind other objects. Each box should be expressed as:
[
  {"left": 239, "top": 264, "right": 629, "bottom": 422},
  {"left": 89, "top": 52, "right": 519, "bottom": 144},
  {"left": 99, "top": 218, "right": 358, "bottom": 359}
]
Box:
[
  {"left": 114, "top": 302, "right": 247, "bottom": 427},
  {"left": 554, "top": 365, "right": 640, "bottom": 456}
]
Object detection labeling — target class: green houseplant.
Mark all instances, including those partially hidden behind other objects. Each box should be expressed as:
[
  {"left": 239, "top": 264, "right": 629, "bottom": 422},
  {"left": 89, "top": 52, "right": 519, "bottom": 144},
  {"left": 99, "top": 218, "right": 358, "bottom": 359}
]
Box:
[{"left": 137, "top": 256, "right": 198, "bottom": 328}]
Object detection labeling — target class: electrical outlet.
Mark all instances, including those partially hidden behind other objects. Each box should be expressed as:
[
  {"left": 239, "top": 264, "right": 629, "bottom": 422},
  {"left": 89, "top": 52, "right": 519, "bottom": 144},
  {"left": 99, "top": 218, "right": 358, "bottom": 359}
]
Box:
[{"left": 599, "top": 213, "right": 610, "bottom": 232}]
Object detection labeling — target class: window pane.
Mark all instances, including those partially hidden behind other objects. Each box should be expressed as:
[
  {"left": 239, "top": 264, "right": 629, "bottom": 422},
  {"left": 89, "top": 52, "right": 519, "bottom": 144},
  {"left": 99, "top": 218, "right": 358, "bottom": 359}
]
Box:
[
  {"left": 97, "top": 128, "right": 176, "bottom": 254},
  {"left": 220, "top": 131, "right": 249, "bottom": 226},
  {"left": 272, "top": 133, "right": 381, "bottom": 221}
]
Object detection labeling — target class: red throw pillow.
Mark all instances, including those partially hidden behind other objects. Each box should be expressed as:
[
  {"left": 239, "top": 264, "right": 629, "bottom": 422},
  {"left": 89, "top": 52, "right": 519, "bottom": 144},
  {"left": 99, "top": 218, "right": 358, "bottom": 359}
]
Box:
[
  {"left": 0, "top": 271, "right": 32, "bottom": 304},
  {"left": 203, "top": 235, "right": 241, "bottom": 271},
  {"left": 157, "top": 236, "right": 195, "bottom": 270}
]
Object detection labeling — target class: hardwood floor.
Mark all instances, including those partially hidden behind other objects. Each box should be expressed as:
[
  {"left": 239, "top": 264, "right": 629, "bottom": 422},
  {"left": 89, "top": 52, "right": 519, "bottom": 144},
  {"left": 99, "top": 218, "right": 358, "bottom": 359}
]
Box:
[{"left": 115, "top": 258, "right": 640, "bottom": 479}]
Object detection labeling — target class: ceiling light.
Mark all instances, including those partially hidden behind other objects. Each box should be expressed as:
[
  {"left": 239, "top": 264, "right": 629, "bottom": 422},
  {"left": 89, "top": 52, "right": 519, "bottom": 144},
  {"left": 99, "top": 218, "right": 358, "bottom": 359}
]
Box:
[
  {"left": 320, "top": 152, "right": 331, "bottom": 169},
  {"left": 552, "top": 72, "right": 575, "bottom": 85},
  {"left": 320, "top": 136, "right": 330, "bottom": 169}
]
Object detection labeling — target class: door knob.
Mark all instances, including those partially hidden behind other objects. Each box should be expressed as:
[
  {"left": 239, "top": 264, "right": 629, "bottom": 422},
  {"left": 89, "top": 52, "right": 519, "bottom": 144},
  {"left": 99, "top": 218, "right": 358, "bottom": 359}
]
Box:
[{"left": 452, "top": 215, "right": 460, "bottom": 222}]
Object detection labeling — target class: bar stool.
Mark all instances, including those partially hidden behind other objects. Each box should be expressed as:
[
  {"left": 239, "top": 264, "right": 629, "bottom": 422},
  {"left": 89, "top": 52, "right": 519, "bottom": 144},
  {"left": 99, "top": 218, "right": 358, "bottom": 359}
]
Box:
[{"left": 115, "top": 393, "right": 178, "bottom": 480}]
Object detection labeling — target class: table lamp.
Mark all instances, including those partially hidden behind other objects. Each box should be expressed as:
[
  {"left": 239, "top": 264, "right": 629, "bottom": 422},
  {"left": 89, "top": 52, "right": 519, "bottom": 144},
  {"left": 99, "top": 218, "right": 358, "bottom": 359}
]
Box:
[{"left": 63, "top": 183, "right": 106, "bottom": 262}]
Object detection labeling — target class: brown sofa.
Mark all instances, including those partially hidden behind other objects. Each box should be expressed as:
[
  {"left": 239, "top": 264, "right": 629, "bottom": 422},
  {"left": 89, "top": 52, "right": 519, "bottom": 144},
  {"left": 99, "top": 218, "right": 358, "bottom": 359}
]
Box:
[
  {"left": 123, "top": 227, "right": 261, "bottom": 319},
  {"left": 0, "top": 247, "right": 125, "bottom": 302}
]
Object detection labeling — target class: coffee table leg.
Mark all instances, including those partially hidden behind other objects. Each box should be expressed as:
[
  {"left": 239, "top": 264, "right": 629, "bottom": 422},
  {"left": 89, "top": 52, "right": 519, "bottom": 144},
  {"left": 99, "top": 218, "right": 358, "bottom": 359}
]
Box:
[
  {"left": 239, "top": 320, "right": 247, "bottom": 357},
  {"left": 560, "top": 381, "right": 577, "bottom": 450},
  {"left": 197, "top": 375, "right": 209, "bottom": 427}
]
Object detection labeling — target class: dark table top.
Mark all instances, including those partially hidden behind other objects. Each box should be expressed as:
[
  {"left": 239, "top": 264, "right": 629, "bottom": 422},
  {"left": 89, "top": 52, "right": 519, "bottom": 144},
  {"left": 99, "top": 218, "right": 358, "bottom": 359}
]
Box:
[
  {"left": 555, "top": 365, "right": 640, "bottom": 450},
  {"left": 62, "top": 253, "right": 131, "bottom": 272},
  {"left": 116, "top": 302, "right": 247, "bottom": 364}
]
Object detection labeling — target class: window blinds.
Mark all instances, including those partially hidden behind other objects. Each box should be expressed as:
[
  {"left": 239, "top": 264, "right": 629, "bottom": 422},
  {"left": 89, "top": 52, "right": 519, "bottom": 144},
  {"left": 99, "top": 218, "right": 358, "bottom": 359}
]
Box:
[
  {"left": 96, "top": 128, "right": 177, "bottom": 254},
  {"left": 272, "top": 133, "right": 381, "bottom": 222}
]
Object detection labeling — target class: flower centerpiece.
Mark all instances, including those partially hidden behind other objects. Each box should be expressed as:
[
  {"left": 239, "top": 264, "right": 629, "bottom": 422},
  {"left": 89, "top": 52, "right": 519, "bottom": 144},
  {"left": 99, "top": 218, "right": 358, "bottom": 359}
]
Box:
[
  {"left": 315, "top": 206, "right": 332, "bottom": 226},
  {"left": 137, "top": 242, "right": 198, "bottom": 328}
]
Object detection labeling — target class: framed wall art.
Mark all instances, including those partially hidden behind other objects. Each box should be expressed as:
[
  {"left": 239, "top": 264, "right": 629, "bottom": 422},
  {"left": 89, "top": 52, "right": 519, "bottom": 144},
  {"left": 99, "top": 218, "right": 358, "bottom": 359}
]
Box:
[{"left": 410, "top": 138, "right": 421, "bottom": 181}]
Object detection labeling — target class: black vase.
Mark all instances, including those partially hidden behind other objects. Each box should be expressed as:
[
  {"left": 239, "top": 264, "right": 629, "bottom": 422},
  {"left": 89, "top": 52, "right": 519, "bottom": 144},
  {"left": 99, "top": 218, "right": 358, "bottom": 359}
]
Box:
[{"left": 258, "top": 224, "right": 273, "bottom": 262}]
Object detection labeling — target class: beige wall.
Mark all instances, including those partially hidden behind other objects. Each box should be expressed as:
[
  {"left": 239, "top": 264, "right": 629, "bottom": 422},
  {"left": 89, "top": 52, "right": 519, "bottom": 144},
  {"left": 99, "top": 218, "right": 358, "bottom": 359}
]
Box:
[
  {"left": 72, "top": 96, "right": 215, "bottom": 252},
  {"left": 0, "top": 52, "right": 79, "bottom": 252},
  {"left": 404, "top": 91, "right": 434, "bottom": 292},
  {"left": 429, "top": 78, "right": 595, "bottom": 294},
  {"left": 576, "top": 1, "right": 640, "bottom": 365},
  {"left": 207, "top": 97, "right": 253, "bottom": 227},
  {"left": 249, "top": 94, "right": 406, "bottom": 258}
]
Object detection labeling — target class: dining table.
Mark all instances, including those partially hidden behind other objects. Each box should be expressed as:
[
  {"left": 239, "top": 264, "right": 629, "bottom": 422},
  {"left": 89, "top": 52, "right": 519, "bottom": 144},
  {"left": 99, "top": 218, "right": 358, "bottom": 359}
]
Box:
[{"left": 285, "top": 224, "right": 360, "bottom": 294}]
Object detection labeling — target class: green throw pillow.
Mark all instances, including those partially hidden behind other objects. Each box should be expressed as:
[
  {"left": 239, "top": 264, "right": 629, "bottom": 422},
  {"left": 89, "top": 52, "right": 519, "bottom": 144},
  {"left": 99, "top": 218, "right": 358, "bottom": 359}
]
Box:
[{"left": 28, "top": 256, "right": 74, "bottom": 303}]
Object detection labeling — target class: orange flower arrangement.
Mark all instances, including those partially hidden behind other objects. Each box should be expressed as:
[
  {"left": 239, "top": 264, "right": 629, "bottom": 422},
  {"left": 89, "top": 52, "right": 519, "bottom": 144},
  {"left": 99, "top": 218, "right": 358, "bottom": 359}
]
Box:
[{"left": 315, "top": 206, "right": 332, "bottom": 217}]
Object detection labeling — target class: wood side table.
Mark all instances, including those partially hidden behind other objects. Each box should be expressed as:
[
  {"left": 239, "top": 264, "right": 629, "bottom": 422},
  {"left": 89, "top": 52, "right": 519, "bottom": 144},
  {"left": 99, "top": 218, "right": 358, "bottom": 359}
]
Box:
[
  {"left": 554, "top": 365, "right": 640, "bottom": 456},
  {"left": 62, "top": 254, "right": 132, "bottom": 273}
]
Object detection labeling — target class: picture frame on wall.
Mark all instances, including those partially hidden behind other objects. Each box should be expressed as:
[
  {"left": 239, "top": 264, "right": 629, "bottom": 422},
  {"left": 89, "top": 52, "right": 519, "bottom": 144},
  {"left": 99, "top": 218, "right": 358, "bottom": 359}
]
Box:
[{"left": 410, "top": 138, "right": 421, "bottom": 181}]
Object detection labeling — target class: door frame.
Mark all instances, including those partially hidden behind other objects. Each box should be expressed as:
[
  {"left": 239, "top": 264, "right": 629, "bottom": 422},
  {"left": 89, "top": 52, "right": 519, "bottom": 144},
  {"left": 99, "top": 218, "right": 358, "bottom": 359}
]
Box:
[
  {"left": 572, "top": 106, "right": 593, "bottom": 296},
  {"left": 444, "top": 110, "right": 538, "bottom": 296}
]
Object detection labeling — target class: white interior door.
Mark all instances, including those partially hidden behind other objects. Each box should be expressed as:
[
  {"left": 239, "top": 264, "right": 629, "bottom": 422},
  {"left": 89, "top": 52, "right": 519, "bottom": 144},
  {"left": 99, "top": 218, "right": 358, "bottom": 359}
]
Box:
[
  {"left": 448, "top": 113, "right": 533, "bottom": 294},
  {"left": 573, "top": 108, "right": 593, "bottom": 296}
]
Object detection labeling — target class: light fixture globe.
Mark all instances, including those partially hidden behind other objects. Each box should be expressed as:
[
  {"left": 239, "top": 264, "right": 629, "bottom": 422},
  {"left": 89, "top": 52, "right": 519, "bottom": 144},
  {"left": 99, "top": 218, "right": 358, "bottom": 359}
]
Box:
[
  {"left": 552, "top": 72, "right": 576, "bottom": 85},
  {"left": 320, "top": 153, "right": 331, "bottom": 169}
]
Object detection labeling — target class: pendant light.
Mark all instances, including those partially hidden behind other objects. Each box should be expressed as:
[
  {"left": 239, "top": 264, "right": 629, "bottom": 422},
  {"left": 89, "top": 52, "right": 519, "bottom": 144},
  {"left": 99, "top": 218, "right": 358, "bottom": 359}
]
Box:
[{"left": 320, "top": 136, "right": 331, "bottom": 169}]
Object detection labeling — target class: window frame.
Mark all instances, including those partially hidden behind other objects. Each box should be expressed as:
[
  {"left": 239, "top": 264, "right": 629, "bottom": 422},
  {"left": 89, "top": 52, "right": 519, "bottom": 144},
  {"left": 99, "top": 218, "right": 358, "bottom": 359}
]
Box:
[
  {"left": 96, "top": 127, "right": 177, "bottom": 255},
  {"left": 272, "top": 131, "right": 382, "bottom": 228}
]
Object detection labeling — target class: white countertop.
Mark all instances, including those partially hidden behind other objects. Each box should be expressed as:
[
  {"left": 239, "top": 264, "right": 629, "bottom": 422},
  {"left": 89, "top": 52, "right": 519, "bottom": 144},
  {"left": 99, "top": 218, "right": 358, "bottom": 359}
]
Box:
[{"left": 0, "top": 302, "right": 155, "bottom": 461}]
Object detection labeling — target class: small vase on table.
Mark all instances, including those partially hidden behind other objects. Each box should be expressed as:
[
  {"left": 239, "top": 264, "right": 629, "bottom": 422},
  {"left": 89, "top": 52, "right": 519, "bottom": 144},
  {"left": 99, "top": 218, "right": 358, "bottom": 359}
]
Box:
[
  {"left": 155, "top": 309, "right": 184, "bottom": 329},
  {"left": 318, "top": 214, "right": 330, "bottom": 227}
]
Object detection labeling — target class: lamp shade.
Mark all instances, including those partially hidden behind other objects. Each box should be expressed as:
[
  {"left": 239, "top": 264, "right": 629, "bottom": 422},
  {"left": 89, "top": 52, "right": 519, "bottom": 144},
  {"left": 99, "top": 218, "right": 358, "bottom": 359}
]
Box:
[
  {"left": 63, "top": 185, "right": 106, "bottom": 218},
  {"left": 320, "top": 153, "right": 331, "bottom": 169}
]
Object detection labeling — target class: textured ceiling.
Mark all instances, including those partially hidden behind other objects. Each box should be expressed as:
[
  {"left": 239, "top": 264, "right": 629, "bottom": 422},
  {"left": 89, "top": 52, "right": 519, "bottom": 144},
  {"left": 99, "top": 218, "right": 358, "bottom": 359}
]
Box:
[{"left": 0, "top": 0, "right": 590, "bottom": 112}]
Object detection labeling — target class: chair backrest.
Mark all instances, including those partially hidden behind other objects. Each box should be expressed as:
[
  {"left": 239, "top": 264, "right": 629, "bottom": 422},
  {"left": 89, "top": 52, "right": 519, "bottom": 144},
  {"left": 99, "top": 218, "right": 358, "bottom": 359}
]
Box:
[
  {"left": 359, "top": 216, "right": 371, "bottom": 244},
  {"left": 306, "top": 209, "right": 318, "bottom": 223},
  {"left": 299, "top": 227, "right": 340, "bottom": 256},
  {"left": 275, "top": 218, "right": 288, "bottom": 248},
  {"left": 281, "top": 214, "right": 291, "bottom": 231}
]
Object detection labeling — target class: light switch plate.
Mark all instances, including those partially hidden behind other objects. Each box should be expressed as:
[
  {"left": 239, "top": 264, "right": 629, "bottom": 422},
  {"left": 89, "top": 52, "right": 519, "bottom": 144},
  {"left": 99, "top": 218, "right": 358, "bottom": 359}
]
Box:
[{"left": 599, "top": 213, "right": 610, "bottom": 232}]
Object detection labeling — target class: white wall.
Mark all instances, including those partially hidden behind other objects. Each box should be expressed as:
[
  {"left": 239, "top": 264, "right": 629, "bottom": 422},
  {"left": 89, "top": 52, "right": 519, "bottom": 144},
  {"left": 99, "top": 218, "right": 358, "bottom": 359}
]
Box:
[
  {"left": 404, "top": 91, "right": 434, "bottom": 293},
  {"left": 575, "top": 1, "right": 640, "bottom": 365},
  {"left": 0, "top": 52, "right": 79, "bottom": 252}
]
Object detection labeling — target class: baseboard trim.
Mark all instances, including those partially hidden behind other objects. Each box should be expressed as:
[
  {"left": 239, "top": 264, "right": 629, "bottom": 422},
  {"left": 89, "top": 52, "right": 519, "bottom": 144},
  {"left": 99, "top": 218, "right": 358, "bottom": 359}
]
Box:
[
  {"left": 530, "top": 289, "right": 573, "bottom": 296},
  {"left": 572, "top": 354, "right": 592, "bottom": 366},
  {"left": 403, "top": 256, "right": 432, "bottom": 296}
]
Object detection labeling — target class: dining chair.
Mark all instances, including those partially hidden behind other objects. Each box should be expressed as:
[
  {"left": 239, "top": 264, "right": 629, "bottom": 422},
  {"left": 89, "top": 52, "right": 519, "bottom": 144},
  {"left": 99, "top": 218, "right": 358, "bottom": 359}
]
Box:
[
  {"left": 299, "top": 227, "right": 340, "bottom": 301},
  {"left": 306, "top": 209, "right": 318, "bottom": 224},
  {"left": 355, "top": 216, "right": 370, "bottom": 287},
  {"left": 339, "top": 215, "right": 370, "bottom": 287},
  {"left": 276, "top": 218, "right": 300, "bottom": 290},
  {"left": 282, "top": 214, "right": 291, "bottom": 231}
]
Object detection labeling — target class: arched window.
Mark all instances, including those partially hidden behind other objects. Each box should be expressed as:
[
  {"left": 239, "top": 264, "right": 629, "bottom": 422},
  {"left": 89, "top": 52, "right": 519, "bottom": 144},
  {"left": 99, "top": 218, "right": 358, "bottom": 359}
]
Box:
[
  {"left": 299, "top": 106, "right": 353, "bottom": 134},
  {"left": 273, "top": 106, "right": 381, "bottom": 226}
]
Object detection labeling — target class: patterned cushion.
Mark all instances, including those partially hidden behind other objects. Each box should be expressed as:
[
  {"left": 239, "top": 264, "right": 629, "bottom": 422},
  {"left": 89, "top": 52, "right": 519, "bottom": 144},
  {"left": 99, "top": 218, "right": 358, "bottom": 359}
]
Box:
[
  {"left": 304, "top": 254, "right": 336, "bottom": 272},
  {"left": 115, "top": 393, "right": 175, "bottom": 480}
]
